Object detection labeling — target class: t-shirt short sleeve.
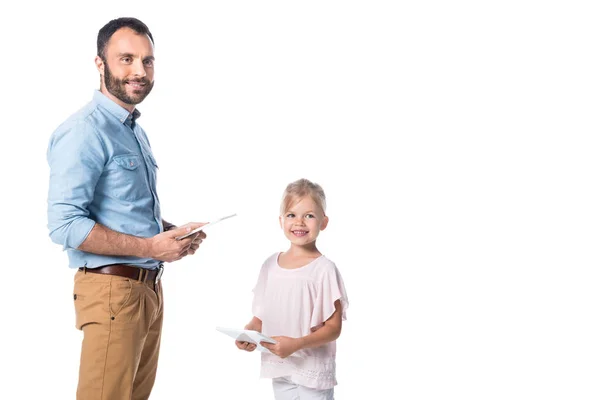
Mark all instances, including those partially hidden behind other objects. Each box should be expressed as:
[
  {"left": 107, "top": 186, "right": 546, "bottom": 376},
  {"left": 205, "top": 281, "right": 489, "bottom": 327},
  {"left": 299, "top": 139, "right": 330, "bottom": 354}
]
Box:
[
  {"left": 251, "top": 255, "right": 275, "bottom": 320},
  {"left": 310, "top": 262, "right": 349, "bottom": 330}
]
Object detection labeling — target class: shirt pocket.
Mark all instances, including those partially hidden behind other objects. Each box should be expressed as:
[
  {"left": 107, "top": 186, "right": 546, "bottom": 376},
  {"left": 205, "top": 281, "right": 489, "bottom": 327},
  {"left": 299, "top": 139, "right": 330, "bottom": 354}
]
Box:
[{"left": 110, "top": 154, "right": 147, "bottom": 202}]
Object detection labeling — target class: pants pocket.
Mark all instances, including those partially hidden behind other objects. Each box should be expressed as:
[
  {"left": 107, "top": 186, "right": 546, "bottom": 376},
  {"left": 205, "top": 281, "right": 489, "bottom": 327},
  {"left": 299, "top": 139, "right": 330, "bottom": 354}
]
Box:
[
  {"left": 109, "top": 278, "right": 133, "bottom": 318},
  {"left": 74, "top": 281, "right": 109, "bottom": 330}
]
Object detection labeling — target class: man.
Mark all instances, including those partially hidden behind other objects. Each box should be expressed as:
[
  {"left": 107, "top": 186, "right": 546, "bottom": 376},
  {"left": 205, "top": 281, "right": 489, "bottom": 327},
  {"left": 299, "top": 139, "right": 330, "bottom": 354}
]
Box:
[{"left": 47, "top": 17, "right": 204, "bottom": 400}]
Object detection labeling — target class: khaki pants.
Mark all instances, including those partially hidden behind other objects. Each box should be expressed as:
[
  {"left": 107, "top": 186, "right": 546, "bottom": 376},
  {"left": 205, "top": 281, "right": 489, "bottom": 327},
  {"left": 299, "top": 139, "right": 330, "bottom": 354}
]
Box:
[{"left": 73, "top": 269, "right": 164, "bottom": 400}]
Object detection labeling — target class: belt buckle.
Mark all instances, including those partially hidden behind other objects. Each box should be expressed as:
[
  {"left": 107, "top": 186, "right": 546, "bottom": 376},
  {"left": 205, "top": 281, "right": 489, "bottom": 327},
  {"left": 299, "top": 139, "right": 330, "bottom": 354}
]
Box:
[{"left": 155, "top": 264, "right": 164, "bottom": 285}]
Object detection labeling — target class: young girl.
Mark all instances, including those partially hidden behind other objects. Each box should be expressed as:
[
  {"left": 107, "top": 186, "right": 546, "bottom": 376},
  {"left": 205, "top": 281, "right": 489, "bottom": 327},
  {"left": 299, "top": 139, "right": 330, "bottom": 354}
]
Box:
[{"left": 236, "top": 178, "right": 349, "bottom": 400}]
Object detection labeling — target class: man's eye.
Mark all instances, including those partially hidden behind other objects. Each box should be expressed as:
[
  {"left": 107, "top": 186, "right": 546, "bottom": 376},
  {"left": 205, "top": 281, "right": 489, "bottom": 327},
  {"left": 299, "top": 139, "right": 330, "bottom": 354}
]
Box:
[
  {"left": 143, "top": 60, "right": 154, "bottom": 67},
  {"left": 122, "top": 57, "right": 132, "bottom": 63}
]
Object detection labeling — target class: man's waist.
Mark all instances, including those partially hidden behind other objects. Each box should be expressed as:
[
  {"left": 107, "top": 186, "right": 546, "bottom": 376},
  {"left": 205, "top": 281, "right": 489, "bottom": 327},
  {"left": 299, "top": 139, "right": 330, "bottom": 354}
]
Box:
[
  {"left": 79, "top": 263, "right": 164, "bottom": 284},
  {"left": 66, "top": 252, "right": 160, "bottom": 270}
]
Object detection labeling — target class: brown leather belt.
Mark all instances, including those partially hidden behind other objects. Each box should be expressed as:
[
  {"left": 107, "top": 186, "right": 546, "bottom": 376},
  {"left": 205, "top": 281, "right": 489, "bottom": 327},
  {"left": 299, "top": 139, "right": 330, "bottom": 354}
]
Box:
[{"left": 78, "top": 264, "right": 164, "bottom": 284}]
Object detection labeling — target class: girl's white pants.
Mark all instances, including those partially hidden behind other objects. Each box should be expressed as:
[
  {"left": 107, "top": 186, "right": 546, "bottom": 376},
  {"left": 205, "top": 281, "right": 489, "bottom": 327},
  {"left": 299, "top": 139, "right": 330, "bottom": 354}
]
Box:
[{"left": 272, "top": 377, "right": 334, "bottom": 400}]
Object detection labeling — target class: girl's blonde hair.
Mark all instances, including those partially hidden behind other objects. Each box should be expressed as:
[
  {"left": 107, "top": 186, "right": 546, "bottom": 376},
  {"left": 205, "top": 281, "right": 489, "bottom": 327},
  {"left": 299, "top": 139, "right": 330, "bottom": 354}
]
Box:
[{"left": 280, "top": 178, "right": 327, "bottom": 216}]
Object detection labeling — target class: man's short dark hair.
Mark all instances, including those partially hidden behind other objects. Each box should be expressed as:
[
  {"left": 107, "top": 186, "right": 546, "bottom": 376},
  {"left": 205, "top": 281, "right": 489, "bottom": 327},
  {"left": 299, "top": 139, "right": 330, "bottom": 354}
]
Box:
[{"left": 97, "top": 17, "right": 154, "bottom": 59}]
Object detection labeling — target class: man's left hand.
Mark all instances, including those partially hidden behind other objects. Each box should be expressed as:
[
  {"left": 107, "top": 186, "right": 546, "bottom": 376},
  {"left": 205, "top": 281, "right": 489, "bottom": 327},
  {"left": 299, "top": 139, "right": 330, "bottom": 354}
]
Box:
[
  {"left": 187, "top": 230, "right": 206, "bottom": 255},
  {"left": 166, "top": 223, "right": 206, "bottom": 255}
]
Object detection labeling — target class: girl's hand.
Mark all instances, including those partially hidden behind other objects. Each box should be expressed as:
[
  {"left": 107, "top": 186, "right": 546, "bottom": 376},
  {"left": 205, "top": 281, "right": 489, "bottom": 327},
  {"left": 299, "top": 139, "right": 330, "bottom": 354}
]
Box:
[
  {"left": 261, "top": 336, "right": 301, "bottom": 358},
  {"left": 235, "top": 340, "right": 257, "bottom": 352}
]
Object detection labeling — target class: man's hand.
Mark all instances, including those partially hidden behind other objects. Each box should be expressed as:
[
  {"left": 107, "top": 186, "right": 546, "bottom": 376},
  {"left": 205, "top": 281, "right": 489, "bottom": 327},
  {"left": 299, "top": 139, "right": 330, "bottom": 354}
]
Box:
[
  {"left": 147, "top": 223, "right": 207, "bottom": 262},
  {"left": 260, "top": 336, "right": 301, "bottom": 358},
  {"left": 186, "top": 227, "right": 206, "bottom": 256}
]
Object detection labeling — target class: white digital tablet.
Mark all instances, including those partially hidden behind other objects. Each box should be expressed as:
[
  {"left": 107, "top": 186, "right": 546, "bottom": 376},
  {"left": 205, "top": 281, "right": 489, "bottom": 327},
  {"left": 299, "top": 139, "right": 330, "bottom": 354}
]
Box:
[
  {"left": 216, "top": 327, "right": 277, "bottom": 353},
  {"left": 175, "top": 213, "right": 237, "bottom": 240}
]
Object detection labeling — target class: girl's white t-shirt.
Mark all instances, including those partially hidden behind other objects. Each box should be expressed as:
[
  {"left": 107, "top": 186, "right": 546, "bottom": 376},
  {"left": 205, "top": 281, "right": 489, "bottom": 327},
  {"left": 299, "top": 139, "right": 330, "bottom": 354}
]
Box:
[{"left": 252, "top": 252, "right": 349, "bottom": 390}]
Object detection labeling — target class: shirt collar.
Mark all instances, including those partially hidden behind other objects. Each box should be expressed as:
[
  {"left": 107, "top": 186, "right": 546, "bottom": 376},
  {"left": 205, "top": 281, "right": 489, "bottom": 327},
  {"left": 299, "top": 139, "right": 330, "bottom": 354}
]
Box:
[{"left": 93, "top": 90, "right": 141, "bottom": 126}]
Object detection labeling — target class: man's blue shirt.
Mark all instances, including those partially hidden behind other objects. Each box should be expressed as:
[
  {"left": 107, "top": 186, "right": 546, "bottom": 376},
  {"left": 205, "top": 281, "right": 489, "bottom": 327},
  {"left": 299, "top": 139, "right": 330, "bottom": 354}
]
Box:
[{"left": 47, "top": 90, "right": 162, "bottom": 269}]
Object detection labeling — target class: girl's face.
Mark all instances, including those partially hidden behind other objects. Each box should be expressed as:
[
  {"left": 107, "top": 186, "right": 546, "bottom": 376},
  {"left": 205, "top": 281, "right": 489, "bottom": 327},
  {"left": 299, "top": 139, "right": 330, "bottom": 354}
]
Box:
[{"left": 280, "top": 196, "right": 328, "bottom": 247}]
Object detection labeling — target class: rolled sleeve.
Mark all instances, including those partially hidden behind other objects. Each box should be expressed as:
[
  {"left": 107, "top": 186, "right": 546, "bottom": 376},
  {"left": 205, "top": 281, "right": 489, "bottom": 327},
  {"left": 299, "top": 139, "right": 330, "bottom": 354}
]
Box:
[{"left": 47, "top": 120, "right": 106, "bottom": 250}]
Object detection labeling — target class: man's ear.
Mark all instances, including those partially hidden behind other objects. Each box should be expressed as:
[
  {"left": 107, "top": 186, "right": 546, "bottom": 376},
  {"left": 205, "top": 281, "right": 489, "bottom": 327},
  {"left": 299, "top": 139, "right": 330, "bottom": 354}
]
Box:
[
  {"left": 320, "top": 216, "right": 329, "bottom": 231},
  {"left": 95, "top": 56, "right": 104, "bottom": 75}
]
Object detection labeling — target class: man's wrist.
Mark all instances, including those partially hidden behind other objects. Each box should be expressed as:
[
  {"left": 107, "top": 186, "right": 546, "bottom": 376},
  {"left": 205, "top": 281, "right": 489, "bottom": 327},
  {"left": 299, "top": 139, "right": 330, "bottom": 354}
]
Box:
[{"left": 136, "top": 237, "right": 153, "bottom": 259}]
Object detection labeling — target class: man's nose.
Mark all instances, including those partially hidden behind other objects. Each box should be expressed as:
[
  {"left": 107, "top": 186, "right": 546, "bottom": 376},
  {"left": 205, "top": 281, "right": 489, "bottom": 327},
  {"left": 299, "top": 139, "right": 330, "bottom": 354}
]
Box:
[{"left": 131, "top": 58, "right": 147, "bottom": 77}]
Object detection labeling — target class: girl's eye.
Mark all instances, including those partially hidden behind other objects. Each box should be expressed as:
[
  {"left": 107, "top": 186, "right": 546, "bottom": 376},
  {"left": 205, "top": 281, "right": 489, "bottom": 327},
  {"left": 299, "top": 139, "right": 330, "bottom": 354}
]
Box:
[
  {"left": 286, "top": 213, "right": 295, "bottom": 218},
  {"left": 305, "top": 214, "right": 315, "bottom": 219}
]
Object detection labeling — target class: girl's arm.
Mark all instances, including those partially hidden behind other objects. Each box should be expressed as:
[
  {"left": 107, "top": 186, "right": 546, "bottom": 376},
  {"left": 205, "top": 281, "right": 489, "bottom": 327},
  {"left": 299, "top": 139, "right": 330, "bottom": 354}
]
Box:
[
  {"left": 244, "top": 316, "right": 263, "bottom": 332},
  {"left": 298, "top": 300, "right": 342, "bottom": 349},
  {"left": 262, "top": 300, "right": 343, "bottom": 358}
]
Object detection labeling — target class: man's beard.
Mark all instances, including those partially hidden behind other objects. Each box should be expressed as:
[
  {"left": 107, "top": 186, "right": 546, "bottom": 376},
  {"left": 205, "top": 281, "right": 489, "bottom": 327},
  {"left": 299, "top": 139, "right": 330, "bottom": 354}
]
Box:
[{"left": 103, "top": 62, "right": 153, "bottom": 105}]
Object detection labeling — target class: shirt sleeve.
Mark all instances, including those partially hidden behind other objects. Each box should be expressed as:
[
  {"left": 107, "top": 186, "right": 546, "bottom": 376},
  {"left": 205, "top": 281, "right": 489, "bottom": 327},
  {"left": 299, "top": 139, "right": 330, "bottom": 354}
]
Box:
[
  {"left": 310, "top": 263, "right": 349, "bottom": 330},
  {"left": 251, "top": 259, "right": 270, "bottom": 320},
  {"left": 47, "top": 120, "right": 106, "bottom": 250}
]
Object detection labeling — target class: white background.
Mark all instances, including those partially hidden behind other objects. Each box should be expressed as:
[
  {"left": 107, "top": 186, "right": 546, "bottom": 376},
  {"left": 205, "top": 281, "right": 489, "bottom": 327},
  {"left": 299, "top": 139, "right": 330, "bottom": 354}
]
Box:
[{"left": 0, "top": 1, "right": 598, "bottom": 399}]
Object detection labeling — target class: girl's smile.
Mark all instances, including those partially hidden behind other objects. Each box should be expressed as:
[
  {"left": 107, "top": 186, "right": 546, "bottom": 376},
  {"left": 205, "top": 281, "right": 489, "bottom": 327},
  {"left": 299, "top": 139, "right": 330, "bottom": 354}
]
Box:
[{"left": 280, "top": 196, "right": 328, "bottom": 248}]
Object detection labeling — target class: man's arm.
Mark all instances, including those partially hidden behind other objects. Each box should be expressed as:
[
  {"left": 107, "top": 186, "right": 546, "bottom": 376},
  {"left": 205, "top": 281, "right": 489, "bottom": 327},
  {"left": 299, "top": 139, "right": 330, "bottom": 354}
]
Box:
[
  {"left": 47, "top": 122, "right": 105, "bottom": 250},
  {"left": 78, "top": 223, "right": 202, "bottom": 263}
]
